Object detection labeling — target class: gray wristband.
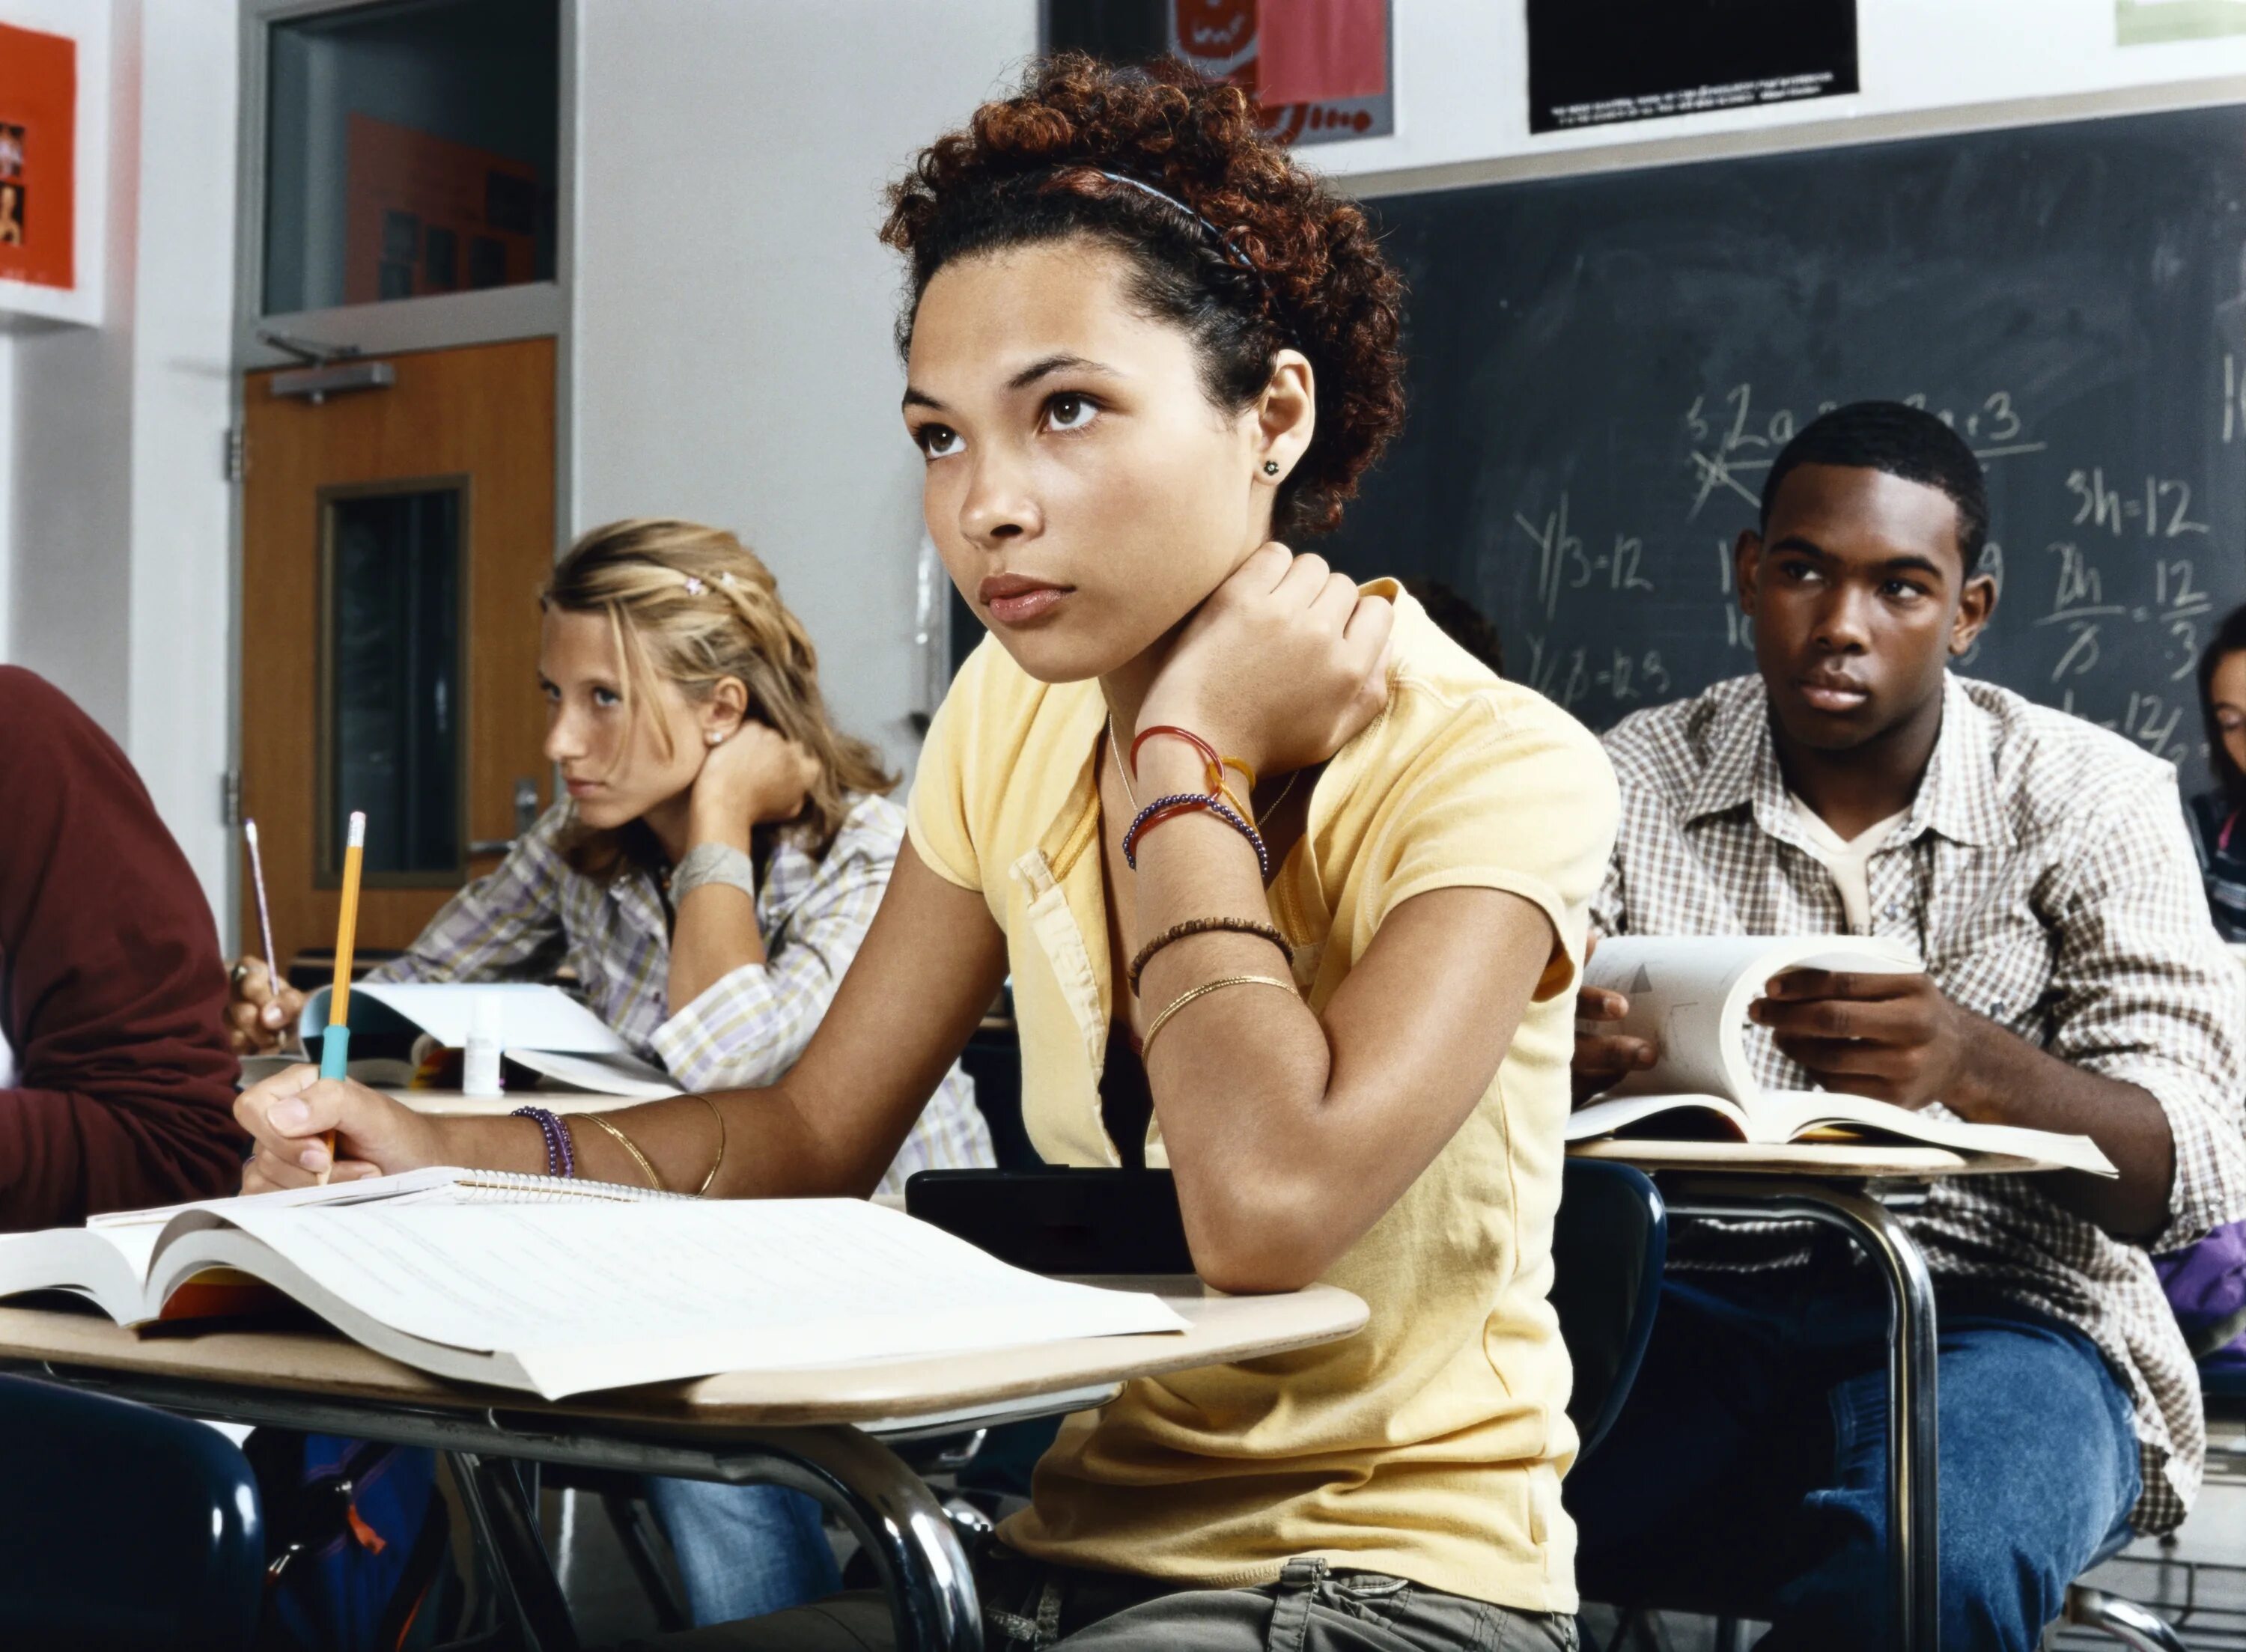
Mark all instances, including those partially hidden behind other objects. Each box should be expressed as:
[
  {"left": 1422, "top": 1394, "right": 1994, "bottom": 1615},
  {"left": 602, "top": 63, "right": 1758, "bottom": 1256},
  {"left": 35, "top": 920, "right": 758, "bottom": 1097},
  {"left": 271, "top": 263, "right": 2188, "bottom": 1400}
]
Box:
[{"left": 671, "top": 842, "right": 758, "bottom": 902}]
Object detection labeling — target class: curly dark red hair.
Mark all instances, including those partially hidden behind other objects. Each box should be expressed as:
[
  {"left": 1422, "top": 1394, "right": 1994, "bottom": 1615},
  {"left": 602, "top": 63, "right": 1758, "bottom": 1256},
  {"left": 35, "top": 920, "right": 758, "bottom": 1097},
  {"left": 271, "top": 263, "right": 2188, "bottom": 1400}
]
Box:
[{"left": 881, "top": 54, "right": 1406, "bottom": 537}]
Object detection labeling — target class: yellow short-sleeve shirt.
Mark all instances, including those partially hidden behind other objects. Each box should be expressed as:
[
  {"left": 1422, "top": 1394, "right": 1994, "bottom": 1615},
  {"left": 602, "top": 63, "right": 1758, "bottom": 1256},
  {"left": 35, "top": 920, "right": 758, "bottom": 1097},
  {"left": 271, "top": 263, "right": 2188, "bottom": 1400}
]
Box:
[{"left": 907, "top": 583, "right": 1619, "bottom": 1612}]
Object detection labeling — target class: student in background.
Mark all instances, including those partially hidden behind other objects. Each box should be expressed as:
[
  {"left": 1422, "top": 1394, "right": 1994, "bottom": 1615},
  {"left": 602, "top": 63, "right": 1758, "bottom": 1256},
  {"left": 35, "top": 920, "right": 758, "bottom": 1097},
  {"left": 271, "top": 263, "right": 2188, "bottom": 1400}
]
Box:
[
  {"left": 1402, "top": 577, "right": 1505, "bottom": 678},
  {"left": 1570, "top": 402, "right": 2246, "bottom": 1649},
  {"left": 228, "top": 519, "right": 993, "bottom": 1627},
  {"left": 0, "top": 667, "right": 244, "bottom": 1225},
  {"left": 2164, "top": 608, "right": 2246, "bottom": 1389},
  {"left": 236, "top": 54, "right": 1615, "bottom": 1651},
  {"left": 2188, "top": 604, "right": 2246, "bottom": 938}
]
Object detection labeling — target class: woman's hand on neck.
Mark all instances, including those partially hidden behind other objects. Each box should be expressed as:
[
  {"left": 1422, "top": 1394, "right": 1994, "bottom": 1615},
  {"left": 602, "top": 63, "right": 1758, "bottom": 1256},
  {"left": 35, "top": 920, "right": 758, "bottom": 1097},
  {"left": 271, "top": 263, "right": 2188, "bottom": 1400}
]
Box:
[{"left": 1122, "top": 541, "right": 1395, "bottom": 787}]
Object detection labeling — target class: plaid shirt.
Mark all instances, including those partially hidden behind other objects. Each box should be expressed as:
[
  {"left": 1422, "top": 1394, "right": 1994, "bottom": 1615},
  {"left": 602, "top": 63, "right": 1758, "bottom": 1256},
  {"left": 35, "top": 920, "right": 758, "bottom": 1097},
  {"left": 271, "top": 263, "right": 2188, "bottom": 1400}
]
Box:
[
  {"left": 370, "top": 794, "right": 992, "bottom": 1197},
  {"left": 1593, "top": 672, "right": 2246, "bottom": 1533}
]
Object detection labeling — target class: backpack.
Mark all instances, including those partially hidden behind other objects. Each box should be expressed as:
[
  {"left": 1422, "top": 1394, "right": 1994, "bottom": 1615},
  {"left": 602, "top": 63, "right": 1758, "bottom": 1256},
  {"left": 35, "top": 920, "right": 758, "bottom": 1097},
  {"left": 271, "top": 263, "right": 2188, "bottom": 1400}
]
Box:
[{"left": 245, "top": 1431, "right": 461, "bottom": 1652}]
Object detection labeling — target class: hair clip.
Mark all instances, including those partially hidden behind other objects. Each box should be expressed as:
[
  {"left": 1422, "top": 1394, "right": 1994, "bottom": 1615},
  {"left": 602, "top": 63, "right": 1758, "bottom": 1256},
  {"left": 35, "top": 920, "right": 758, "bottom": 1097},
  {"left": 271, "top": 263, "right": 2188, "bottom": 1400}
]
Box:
[
  {"left": 681, "top": 576, "right": 706, "bottom": 597},
  {"left": 716, "top": 571, "right": 739, "bottom": 588}
]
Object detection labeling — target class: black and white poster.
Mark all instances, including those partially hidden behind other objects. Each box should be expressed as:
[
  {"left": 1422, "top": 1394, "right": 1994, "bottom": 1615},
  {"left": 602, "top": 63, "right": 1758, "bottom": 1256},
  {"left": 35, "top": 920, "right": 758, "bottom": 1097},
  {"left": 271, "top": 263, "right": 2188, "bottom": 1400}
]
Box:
[{"left": 1528, "top": 0, "right": 1858, "bottom": 135}]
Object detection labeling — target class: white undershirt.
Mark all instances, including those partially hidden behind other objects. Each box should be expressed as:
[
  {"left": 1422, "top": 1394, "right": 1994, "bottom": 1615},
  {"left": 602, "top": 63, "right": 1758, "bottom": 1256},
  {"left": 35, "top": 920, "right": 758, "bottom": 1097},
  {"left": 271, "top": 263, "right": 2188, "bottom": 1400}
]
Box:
[{"left": 1788, "top": 794, "right": 1911, "bottom": 935}]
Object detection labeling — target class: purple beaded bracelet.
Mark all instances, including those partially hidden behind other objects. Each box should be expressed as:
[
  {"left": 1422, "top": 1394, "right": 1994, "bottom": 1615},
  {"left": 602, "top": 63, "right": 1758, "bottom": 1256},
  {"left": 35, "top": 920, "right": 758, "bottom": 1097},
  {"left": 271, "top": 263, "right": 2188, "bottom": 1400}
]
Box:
[
  {"left": 1122, "top": 792, "right": 1270, "bottom": 879},
  {"left": 511, "top": 1106, "right": 576, "bottom": 1179}
]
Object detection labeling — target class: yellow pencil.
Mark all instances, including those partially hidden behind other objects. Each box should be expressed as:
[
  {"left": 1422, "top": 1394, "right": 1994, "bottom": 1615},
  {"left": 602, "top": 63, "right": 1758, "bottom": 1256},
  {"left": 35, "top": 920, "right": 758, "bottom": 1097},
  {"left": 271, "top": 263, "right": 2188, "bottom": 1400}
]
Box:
[{"left": 316, "top": 811, "right": 367, "bottom": 1186}]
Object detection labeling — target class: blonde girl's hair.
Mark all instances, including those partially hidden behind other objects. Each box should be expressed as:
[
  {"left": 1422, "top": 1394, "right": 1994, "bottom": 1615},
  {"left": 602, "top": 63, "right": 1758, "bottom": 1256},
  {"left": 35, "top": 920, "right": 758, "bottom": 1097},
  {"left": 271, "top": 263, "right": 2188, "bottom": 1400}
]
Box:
[{"left": 544, "top": 519, "right": 895, "bottom": 877}]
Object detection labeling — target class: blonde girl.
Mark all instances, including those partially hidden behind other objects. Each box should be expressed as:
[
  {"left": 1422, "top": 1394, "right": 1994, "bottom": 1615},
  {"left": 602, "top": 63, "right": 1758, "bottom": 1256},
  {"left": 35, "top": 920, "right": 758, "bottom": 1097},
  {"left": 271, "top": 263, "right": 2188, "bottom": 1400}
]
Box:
[{"left": 228, "top": 518, "right": 992, "bottom": 1624}]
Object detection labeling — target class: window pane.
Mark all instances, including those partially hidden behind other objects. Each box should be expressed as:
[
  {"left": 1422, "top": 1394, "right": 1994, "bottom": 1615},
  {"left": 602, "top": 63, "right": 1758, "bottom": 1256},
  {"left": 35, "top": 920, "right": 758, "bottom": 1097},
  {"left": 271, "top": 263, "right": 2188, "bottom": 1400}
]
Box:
[
  {"left": 264, "top": 0, "right": 559, "bottom": 315},
  {"left": 326, "top": 487, "right": 463, "bottom": 877}
]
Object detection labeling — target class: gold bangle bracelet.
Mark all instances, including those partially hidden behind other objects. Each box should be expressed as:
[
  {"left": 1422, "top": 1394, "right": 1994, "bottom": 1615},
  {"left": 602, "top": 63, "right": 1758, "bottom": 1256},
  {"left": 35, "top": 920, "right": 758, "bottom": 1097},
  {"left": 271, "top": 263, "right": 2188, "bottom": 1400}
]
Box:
[
  {"left": 578, "top": 1110, "right": 668, "bottom": 1192},
  {"left": 1141, "top": 973, "right": 1297, "bottom": 1058},
  {"left": 693, "top": 1093, "right": 727, "bottom": 1198}
]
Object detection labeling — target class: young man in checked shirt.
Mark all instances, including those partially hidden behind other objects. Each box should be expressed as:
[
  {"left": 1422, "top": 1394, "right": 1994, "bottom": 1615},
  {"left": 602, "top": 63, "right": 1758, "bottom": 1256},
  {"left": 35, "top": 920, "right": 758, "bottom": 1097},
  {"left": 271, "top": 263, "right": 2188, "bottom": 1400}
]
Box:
[{"left": 1568, "top": 402, "right": 2246, "bottom": 1651}]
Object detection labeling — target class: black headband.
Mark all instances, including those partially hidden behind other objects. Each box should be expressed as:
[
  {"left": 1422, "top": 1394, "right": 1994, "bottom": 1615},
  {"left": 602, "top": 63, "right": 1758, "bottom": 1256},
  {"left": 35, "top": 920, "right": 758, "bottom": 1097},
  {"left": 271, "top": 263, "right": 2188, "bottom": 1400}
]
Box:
[{"left": 1079, "top": 168, "right": 1263, "bottom": 278}]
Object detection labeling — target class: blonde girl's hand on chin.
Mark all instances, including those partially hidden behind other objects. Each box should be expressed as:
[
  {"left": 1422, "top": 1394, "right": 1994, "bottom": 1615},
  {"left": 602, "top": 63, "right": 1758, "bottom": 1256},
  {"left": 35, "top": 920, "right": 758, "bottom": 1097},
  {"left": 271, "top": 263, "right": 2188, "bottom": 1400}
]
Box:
[
  {"left": 234, "top": 1064, "right": 448, "bottom": 1193},
  {"left": 687, "top": 722, "right": 824, "bottom": 842},
  {"left": 1139, "top": 541, "right": 1396, "bottom": 780}
]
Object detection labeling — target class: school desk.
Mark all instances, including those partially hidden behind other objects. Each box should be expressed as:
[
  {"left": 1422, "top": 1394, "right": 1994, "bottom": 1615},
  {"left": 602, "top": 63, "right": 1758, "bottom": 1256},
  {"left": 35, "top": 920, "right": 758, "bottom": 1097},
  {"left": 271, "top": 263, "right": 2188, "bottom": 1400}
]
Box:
[
  {"left": 0, "top": 1278, "right": 1366, "bottom": 1652},
  {"left": 1570, "top": 1138, "right": 2076, "bottom": 1652}
]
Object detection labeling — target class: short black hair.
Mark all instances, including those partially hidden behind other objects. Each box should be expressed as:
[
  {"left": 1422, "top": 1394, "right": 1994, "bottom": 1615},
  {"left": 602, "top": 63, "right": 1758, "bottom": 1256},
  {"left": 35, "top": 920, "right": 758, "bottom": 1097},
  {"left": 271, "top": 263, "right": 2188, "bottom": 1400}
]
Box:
[{"left": 1760, "top": 400, "right": 1990, "bottom": 576}]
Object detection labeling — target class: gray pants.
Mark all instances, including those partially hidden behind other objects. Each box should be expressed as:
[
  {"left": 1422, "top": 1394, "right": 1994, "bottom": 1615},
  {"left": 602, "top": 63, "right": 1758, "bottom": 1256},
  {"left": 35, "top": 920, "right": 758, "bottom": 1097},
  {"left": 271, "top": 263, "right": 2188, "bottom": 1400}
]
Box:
[{"left": 609, "top": 1550, "right": 1578, "bottom": 1652}]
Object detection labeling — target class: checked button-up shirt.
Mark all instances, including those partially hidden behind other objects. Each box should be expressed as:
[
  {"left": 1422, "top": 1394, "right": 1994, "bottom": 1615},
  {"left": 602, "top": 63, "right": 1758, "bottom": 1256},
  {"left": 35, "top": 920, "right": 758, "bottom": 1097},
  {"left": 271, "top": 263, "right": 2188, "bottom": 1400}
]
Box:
[{"left": 1592, "top": 671, "right": 2246, "bottom": 1532}]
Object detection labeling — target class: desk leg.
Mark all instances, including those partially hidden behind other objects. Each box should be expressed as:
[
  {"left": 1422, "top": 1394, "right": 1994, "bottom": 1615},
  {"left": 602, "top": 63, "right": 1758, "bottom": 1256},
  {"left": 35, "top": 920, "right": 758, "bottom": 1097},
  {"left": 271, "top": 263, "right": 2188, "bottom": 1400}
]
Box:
[
  {"left": 1663, "top": 1183, "right": 1940, "bottom": 1652},
  {"left": 703, "top": 1425, "right": 981, "bottom": 1652},
  {"left": 452, "top": 1449, "right": 582, "bottom": 1652}
]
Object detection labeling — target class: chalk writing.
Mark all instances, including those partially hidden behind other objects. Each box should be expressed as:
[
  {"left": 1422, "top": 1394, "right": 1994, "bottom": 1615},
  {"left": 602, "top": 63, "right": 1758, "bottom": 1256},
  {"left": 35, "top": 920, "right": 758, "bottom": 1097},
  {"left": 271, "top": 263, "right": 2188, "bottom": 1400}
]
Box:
[{"left": 1684, "top": 384, "right": 2046, "bottom": 520}]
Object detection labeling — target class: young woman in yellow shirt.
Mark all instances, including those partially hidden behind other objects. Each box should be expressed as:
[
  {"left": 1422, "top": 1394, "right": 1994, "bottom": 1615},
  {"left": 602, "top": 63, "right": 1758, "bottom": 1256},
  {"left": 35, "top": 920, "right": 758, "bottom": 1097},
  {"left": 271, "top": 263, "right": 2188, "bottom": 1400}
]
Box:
[{"left": 236, "top": 54, "right": 1618, "bottom": 1651}]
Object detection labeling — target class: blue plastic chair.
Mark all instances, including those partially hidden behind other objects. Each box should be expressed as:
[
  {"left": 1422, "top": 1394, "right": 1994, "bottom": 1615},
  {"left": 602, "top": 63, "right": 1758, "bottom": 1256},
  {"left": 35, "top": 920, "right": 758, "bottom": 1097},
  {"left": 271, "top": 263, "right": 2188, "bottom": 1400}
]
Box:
[
  {"left": 0, "top": 1372, "right": 264, "bottom": 1651},
  {"left": 1550, "top": 1157, "right": 1667, "bottom": 1460}
]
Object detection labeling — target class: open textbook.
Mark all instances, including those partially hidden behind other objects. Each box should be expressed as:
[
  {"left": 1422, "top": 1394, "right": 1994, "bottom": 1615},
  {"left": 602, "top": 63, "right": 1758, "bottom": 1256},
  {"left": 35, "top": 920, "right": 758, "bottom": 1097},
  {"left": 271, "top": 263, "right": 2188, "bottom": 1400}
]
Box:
[
  {"left": 0, "top": 1169, "right": 1188, "bottom": 1400},
  {"left": 290, "top": 982, "right": 683, "bottom": 1097},
  {"left": 1567, "top": 935, "right": 2116, "bottom": 1175}
]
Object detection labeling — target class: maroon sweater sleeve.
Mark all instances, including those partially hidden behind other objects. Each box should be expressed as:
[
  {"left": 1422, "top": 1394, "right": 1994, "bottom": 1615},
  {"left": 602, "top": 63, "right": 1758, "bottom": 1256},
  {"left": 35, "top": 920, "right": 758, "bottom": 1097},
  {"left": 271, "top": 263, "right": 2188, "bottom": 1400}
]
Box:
[{"left": 0, "top": 668, "right": 246, "bottom": 1227}]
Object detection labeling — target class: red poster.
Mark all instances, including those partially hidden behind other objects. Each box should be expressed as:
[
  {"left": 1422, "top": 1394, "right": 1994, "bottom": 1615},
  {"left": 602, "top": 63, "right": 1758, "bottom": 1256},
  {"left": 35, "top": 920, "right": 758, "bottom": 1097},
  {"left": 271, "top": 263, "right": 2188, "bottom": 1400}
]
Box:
[
  {"left": 1258, "top": 0, "right": 1388, "bottom": 106},
  {"left": 1170, "top": 0, "right": 1393, "bottom": 146},
  {"left": 0, "top": 21, "right": 77, "bottom": 291},
  {"left": 344, "top": 113, "right": 538, "bottom": 305}
]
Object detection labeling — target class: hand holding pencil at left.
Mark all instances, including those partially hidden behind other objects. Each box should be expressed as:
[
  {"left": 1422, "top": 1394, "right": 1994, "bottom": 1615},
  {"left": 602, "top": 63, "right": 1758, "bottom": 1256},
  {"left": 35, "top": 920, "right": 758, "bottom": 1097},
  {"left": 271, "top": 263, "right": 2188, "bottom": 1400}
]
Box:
[
  {"left": 225, "top": 817, "right": 305, "bottom": 1055},
  {"left": 224, "top": 958, "right": 305, "bottom": 1055}
]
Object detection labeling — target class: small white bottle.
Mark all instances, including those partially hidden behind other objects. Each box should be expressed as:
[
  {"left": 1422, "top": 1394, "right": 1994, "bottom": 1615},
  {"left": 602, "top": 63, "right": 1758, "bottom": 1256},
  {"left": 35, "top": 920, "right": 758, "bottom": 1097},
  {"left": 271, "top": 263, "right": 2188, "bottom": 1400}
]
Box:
[{"left": 461, "top": 991, "right": 504, "bottom": 1098}]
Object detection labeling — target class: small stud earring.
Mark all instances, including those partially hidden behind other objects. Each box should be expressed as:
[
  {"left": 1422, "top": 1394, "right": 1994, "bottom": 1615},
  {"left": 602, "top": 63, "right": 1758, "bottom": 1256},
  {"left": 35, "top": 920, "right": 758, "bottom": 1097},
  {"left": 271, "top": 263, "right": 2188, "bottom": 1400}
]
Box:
[
  {"left": 706, "top": 731, "right": 723, "bottom": 746},
  {"left": 1263, "top": 460, "right": 1281, "bottom": 476}
]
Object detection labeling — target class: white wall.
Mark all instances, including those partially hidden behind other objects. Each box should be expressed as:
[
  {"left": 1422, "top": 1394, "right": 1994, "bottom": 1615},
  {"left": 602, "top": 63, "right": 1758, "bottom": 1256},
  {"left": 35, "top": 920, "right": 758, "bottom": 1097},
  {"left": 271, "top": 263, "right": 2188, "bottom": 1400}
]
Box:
[
  {"left": 122, "top": 0, "right": 240, "bottom": 914},
  {"left": 1321, "top": 0, "right": 2246, "bottom": 187},
  {"left": 6, "top": 0, "right": 237, "bottom": 921},
  {"left": 9, "top": 0, "right": 136, "bottom": 733},
  {"left": 570, "top": 0, "right": 1040, "bottom": 781}
]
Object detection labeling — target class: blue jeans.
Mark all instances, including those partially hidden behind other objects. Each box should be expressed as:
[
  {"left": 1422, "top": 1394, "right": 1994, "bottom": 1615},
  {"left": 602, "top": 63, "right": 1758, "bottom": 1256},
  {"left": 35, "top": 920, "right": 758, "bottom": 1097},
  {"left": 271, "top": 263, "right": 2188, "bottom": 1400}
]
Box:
[
  {"left": 642, "top": 1477, "right": 841, "bottom": 1627},
  {"left": 1568, "top": 1267, "right": 2141, "bottom": 1652}
]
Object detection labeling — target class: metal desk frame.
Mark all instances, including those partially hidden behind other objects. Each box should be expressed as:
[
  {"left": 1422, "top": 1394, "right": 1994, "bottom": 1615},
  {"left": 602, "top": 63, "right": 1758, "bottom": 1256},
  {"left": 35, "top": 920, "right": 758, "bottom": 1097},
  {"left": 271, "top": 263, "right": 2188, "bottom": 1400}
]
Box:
[
  {"left": 1658, "top": 1174, "right": 1940, "bottom": 1652},
  {"left": 0, "top": 1359, "right": 1117, "bottom": 1652}
]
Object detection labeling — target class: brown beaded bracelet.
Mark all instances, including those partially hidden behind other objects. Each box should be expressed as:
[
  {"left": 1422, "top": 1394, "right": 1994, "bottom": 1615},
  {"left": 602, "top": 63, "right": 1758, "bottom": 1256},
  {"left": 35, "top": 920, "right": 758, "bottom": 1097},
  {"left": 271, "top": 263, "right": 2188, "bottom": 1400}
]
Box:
[{"left": 1127, "top": 915, "right": 1291, "bottom": 994}]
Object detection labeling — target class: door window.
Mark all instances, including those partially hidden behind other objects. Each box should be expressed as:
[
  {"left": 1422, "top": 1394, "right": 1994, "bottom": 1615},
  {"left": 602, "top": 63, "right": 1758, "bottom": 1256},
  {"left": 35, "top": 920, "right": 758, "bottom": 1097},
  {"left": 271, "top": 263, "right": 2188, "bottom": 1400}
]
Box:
[
  {"left": 263, "top": 0, "right": 559, "bottom": 315},
  {"left": 320, "top": 481, "right": 466, "bottom": 882}
]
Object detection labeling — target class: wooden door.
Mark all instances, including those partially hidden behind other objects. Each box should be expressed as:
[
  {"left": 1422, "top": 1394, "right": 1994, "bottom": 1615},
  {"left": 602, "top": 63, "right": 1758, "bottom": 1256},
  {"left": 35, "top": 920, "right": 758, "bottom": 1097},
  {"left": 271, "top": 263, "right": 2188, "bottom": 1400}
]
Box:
[{"left": 240, "top": 337, "right": 556, "bottom": 975}]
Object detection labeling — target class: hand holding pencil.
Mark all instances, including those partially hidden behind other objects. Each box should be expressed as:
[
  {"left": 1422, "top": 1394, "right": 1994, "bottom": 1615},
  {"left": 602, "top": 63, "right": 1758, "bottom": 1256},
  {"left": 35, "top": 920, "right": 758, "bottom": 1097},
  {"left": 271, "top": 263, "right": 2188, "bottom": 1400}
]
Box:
[{"left": 224, "top": 819, "right": 307, "bottom": 1055}]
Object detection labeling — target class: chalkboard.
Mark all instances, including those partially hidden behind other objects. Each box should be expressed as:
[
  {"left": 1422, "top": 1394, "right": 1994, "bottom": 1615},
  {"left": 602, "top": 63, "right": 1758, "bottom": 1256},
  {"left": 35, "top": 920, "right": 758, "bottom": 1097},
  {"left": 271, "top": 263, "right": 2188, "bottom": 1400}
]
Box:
[{"left": 1324, "top": 103, "right": 2246, "bottom": 790}]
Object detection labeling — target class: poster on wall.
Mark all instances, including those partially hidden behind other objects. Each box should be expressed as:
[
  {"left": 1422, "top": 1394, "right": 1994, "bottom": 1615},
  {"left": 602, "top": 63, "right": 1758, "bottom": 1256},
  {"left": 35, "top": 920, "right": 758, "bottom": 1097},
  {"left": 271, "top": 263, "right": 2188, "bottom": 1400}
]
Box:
[
  {"left": 1528, "top": 0, "right": 1857, "bottom": 135},
  {"left": 1169, "top": 0, "right": 1394, "bottom": 145},
  {"left": 0, "top": 20, "right": 76, "bottom": 290},
  {"left": 2117, "top": 0, "right": 2246, "bottom": 43},
  {"left": 1044, "top": 1, "right": 1393, "bottom": 147},
  {"left": 344, "top": 114, "right": 539, "bottom": 305}
]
